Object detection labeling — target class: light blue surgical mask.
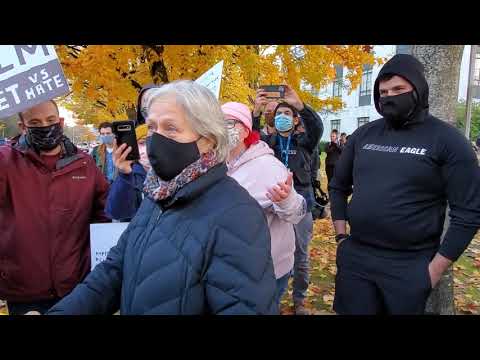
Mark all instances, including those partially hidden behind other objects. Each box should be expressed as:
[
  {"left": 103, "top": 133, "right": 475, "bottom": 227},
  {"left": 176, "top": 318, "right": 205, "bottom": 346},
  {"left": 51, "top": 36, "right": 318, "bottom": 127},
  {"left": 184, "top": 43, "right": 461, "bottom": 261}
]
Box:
[
  {"left": 100, "top": 134, "right": 114, "bottom": 145},
  {"left": 274, "top": 114, "right": 293, "bottom": 132}
]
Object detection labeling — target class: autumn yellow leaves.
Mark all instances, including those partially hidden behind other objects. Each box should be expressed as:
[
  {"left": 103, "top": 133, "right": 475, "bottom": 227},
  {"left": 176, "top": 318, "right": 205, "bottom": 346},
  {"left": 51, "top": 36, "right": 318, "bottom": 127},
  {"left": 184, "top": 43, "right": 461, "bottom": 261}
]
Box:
[{"left": 55, "top": 45, "right": 380, "bottom": 126}]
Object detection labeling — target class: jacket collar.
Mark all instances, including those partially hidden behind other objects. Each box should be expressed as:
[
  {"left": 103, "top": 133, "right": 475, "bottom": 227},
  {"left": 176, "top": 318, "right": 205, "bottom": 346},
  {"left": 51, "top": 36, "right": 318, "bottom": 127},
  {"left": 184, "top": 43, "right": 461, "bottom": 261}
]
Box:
[
  {"left": 227, "top": 141, "right": 274, "bottom": 173},
  {"left": 13, "top": 134, "right": 82, "bottom": 170},
  {"left": 159, "top": 163, "right": 228, "bottom": 209}
]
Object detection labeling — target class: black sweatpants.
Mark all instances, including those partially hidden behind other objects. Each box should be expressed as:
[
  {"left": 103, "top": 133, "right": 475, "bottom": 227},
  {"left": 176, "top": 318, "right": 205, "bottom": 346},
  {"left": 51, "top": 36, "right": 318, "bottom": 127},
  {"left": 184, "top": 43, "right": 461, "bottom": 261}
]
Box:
[
  {"left": 326, "top": 165, "right": 335, "bottom": 185},
  {"left": 333, "top": 238, "right": 435, "bottom": 315}
]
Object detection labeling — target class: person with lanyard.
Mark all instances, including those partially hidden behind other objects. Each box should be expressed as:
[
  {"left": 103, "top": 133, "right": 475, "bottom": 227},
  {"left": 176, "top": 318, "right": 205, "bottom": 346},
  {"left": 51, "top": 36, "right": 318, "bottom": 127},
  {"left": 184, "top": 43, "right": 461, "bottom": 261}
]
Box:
[
  {"left": 257, "top": 85, "right": 324, "bottom": 315},
  {"left": 278, "top": 132, "right": 293, "bottom": 168},
  {"left": 222, "top": 101, "right": 307, "bottom": 310}
]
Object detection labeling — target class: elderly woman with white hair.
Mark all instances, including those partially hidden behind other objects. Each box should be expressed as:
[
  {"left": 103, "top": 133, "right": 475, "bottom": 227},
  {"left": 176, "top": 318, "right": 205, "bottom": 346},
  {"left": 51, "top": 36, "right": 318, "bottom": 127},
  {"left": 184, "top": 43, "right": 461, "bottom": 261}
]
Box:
[{"left": 46, "top": 80, "right": 278, "bottom": 315}]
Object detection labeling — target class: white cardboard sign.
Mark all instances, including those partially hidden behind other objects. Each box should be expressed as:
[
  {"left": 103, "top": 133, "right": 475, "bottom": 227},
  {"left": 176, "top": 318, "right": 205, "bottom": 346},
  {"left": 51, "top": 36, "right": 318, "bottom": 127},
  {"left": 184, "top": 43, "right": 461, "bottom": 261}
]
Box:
[
  {"left": 90, "top": 222, "right": 129, "bottom": 271},
  {"left": 194, "top": 60, "right": 224, "bottom": 99},
  {"left": 0, "top": 45, "right": 70, "bottom": 118}
]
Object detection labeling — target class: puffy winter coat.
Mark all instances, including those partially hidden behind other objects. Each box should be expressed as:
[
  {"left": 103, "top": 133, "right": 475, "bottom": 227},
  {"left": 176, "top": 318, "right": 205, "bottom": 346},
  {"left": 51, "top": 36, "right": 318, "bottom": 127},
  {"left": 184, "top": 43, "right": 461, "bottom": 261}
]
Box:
[{"left": 47, "top": 164, "right": 278, "bottom": 315}]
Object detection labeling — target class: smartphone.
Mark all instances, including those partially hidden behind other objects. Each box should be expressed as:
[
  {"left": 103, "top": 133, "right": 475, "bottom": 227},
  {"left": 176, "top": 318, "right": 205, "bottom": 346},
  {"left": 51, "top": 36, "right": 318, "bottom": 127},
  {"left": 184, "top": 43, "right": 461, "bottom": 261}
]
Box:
[
  {"left": 112, "top": 120, "right": 140, "bottom": 161},
  {"left": 260, "top": 85, "right": 285, "bottom": 99}
]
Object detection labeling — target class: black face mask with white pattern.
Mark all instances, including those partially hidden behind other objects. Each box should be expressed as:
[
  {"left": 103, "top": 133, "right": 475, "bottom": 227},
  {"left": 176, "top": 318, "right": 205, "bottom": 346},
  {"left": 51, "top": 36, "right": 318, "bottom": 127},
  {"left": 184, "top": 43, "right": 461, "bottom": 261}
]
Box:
[{"left": 26, "top": 123, "right": 64, "bottom": 151}]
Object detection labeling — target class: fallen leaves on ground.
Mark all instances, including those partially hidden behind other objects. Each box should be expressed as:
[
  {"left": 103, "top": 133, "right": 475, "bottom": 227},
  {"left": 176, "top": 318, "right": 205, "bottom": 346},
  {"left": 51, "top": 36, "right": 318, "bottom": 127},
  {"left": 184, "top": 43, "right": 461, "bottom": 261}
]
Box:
[
  {"left": 280, "top": 163, "right": 480, "bottom": 315},
  {"left": 279, "top": 213, "right": 338, "bottom": 315},
  {"left": 1, "top": 165, "right": 479, "bottom": 316},
  {"left": 453, "top": 232, "right": 480, "bottom": 315}
]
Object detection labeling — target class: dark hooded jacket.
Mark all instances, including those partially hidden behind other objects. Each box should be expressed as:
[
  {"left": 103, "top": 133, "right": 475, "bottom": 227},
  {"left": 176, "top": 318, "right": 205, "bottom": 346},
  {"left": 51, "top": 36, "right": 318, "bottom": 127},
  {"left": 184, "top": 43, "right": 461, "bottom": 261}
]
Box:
[{"left": 329, "top": 54, "right": 480, "bottom": 261}]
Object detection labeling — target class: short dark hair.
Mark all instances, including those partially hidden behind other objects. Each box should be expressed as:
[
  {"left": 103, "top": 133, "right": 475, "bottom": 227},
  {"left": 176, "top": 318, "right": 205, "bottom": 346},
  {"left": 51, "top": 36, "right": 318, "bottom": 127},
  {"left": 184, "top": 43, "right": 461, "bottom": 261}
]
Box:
[
  {"left": 341, "top": 132, "right": 346, "bottom": 137},
  {"left": 273, "top": 102, "right": 300, "bottom": 118},
  {"left": 331, "top": 129, "right": 338, "bottom": 134},
  {"left": 346, "top": 135, "right": 351, "bottom": 140},
  {"left": 98, "top": 122, "right": 113, "bottom": 131},
  {"left": 18, "top": 100, "right": 59, "bottom": 122},
  {"left": 377, "top": 73, "right": 396, "bottom": 83}
]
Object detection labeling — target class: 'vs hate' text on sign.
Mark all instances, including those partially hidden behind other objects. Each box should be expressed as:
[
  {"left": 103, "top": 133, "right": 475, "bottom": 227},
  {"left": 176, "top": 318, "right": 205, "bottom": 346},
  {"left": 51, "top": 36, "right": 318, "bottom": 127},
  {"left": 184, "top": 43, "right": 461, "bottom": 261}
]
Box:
[{"left": 0, "top": 45, "right": 70, "bottom": 118}]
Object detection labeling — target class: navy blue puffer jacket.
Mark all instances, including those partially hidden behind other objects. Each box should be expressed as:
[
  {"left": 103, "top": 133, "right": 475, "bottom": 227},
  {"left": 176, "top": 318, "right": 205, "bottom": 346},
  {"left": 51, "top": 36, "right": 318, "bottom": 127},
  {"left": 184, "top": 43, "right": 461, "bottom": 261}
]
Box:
[{"left": 47, "top": 164, "right": 278, "bottom": 315}]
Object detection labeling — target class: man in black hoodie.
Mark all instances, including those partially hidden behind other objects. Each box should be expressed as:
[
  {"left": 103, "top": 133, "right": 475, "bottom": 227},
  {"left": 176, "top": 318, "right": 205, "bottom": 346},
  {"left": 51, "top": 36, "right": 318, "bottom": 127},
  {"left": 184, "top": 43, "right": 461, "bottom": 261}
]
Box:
[{"left": 329, "top": 54, "right": 480, "bottom": 315}]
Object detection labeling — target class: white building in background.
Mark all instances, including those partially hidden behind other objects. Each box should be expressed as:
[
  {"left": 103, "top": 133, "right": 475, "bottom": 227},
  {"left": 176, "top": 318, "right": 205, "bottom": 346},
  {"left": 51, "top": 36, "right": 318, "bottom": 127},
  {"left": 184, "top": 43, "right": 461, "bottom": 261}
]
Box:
[
  {"left": 316, "top": 45, "right": 397, "bottom": 142},
  {"left": 315, "top": 45, "right": 478, "bottom": 142},
  {"left": 458, "top": 45, "right": 480, "bottom": 102}
]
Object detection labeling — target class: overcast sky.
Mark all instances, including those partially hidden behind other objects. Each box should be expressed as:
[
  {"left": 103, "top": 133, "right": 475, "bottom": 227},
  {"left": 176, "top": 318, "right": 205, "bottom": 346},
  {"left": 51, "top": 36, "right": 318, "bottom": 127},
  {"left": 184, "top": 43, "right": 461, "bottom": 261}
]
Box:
[{"left": 58, "top": 107, "right": 77, "bottom": 127}]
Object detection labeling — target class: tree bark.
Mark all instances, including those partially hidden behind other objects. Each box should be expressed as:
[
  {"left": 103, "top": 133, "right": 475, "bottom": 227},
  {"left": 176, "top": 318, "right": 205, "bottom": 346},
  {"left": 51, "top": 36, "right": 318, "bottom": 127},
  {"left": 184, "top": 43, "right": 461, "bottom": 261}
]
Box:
[
  {"left": 125, "top": 105, "right": 137, "bottom": 120},
  {"left": 411, "top": 45, "right": 464, "bottom": 315},
  {"left": 144, "top": 45, "right": 169, "bottom": 84}
]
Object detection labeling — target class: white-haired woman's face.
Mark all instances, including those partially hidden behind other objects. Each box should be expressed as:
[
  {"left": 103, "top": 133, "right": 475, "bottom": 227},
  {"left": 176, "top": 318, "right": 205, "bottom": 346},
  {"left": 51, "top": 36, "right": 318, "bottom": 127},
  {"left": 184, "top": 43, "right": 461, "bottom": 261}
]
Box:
[{"left": 147, "top": 95, "right": 213, "bottom": 154}]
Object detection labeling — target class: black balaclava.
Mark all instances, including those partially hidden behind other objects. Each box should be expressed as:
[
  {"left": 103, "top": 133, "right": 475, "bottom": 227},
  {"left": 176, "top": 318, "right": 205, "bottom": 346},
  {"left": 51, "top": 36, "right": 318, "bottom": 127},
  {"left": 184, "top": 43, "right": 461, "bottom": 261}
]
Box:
[{"left": 373, "top": 54, "right": 429, "bottom": 129}]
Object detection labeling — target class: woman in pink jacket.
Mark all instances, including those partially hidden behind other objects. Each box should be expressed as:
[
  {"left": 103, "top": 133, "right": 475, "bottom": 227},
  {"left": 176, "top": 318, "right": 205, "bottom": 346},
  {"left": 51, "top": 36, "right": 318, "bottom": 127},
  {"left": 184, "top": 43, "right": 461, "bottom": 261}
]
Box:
[{"left": 221, "top": 102, "right": 307, "bottom": 307}]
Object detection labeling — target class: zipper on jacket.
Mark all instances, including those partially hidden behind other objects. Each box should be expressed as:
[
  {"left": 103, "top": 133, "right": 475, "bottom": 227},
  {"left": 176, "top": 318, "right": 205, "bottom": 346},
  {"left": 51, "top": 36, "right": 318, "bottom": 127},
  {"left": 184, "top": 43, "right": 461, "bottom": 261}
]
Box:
[
  {"left": 47, "top": 172, "right": 56, "bottom": 299},
  {"left": 48, "top": 158, "right": 88, "bottom": 297},
  {"left": 127, "top": 204, "right": 164, "bottom": 313}
]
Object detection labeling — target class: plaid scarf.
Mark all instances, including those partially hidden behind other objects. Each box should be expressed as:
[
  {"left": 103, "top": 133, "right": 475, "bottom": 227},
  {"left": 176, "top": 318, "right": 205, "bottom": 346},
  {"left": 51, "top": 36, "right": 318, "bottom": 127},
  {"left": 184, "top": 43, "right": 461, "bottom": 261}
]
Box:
[{"left": 143, "top": 150, "right": 220, "bottom": 202}]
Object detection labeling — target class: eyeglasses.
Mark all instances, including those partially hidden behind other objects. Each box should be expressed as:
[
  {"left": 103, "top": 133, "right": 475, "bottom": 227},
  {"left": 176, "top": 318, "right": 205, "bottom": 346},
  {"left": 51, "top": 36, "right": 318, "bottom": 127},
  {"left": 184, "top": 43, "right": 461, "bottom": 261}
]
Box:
[{"left": 226, "top": 119, "right": 242, "bottom": 129}]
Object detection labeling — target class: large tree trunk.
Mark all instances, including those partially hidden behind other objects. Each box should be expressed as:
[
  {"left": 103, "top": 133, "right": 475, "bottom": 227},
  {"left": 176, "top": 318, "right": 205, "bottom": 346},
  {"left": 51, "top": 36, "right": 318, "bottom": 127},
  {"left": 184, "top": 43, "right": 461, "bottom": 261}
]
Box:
[{"left": 410, "top": 45, "right": 464, "bottom": 315}]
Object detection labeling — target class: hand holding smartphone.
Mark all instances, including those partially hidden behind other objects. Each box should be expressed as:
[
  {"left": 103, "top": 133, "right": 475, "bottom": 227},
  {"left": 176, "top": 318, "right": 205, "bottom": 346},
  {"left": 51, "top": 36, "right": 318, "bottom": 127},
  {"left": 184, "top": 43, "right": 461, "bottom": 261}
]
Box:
[
  {"left": 259, "top": 85, "right": 285, "bottom": 100},
  {"left": 112, "top": 120, "right": 140, "bottom": 161}
]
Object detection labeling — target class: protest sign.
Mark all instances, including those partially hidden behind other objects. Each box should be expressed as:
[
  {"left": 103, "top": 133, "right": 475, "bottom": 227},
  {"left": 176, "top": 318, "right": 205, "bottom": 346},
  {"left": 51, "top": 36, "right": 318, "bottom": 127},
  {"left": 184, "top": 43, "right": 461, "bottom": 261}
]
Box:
[
  {"left": 195, "top": 60, "right": 223, "bottom": 99},
  {"left": 0, "top": 45, "right": 69, "bottom": 118},
  {"left": 90, "top": 222, "right": 129, "bottom": 270}
]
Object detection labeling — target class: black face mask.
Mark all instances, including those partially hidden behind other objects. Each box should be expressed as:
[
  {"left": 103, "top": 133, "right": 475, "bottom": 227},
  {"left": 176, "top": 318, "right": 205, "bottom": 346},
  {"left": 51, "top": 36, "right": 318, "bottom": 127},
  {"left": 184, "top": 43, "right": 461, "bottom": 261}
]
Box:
[
  {"left": 378, "top": 91, "right": 417, "bottom": 128},
  {"left": 26, "top": 123, "right": 64, "bottom": 151},
  {"left": 146, "top": 132, "right": 200, "bottom": 181}
]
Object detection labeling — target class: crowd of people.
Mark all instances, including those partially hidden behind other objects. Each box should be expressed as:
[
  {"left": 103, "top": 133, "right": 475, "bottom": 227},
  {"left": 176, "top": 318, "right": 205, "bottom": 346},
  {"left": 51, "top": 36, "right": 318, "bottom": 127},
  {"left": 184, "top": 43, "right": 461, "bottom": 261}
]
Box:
[{"left": 0, "top": 54, "right": 479, "bottom": 315}]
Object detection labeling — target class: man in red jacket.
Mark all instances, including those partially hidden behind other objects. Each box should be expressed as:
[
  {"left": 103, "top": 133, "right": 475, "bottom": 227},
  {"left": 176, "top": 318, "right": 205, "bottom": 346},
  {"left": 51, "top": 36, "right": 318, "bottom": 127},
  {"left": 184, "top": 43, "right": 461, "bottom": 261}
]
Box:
[{"left": 0, "top": 100, "right": 110, "bottom": 315}]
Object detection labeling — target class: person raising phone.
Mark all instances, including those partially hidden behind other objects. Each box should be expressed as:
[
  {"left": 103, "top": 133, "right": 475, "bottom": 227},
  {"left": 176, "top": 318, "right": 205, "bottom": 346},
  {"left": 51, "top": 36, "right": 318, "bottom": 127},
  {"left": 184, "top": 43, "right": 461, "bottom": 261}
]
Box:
[
  {"left": 252, "top": 87, "right": 280, "bottom": 139},
  {"left": 105, "top": 84, "right": 159, "bottom": 222},
  {"left": 255, "top": 84, "right": 324, "bottom": 315},
  {"left": 105, "top": 124, "right": 151, "bottom": 221}
]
